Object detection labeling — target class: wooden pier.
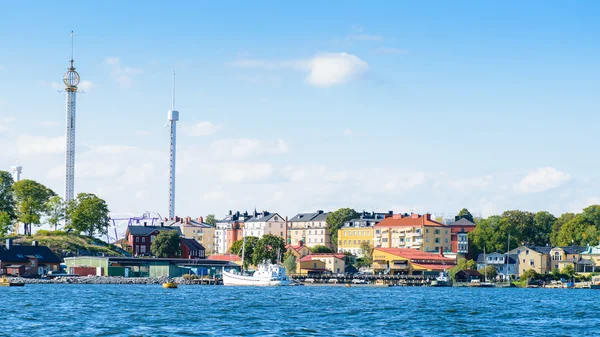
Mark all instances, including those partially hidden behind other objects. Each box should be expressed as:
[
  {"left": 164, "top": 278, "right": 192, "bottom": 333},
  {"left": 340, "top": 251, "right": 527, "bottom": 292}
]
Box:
[{"left": 289, "top": 274, "right": 436, "bottom": 286}]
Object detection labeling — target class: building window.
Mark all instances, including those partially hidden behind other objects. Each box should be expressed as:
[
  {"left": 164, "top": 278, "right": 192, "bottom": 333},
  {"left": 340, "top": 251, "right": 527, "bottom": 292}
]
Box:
[
  {"left": 530, "top": 259, "right": 534, "bottom": 266},
  {"left": 151, "top": 235, "right": 156, "bottom": 242},
  {"left": 435, "top": 238, "right": 440, "bottom": 243},
  {"left": 426, "top": 237, "right": 429, "bottom": 243},
  {"left": 445, "top": 238, "right": 448, "bottom": 243},
  {"left": 142, "top": 237, "right": 146, "bottom": 243},
  {"left": 136, "top": 237, "right": 139, "bottom": 243},
  {"left": 426, "top": 229, "right": 429, "bottom": 233},
  {"left": 141, "top": 246, "right": 146, "bottom": 253},
  {"left": 135, "top": 246, "right": 139, "bottom": 253},
  {"left": 435, "top": 229, "right": 440, "bottom": 235}
]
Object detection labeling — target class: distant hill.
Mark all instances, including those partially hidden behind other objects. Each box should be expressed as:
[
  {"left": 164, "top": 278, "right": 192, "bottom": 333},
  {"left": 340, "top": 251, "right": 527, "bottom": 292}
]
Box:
[{"left": 10, "top": 231, "right": 130, "bottom": 258}]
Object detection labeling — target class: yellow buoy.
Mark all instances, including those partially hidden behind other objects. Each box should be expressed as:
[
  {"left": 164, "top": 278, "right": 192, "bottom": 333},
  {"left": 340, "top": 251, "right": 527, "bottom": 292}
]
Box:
[{"left": 162, "top": 281, "right": 178, "bottom": 289}]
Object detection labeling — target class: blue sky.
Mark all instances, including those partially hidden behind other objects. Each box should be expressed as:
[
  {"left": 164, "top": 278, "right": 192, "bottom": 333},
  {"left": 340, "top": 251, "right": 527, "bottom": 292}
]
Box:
[{"left": 0, "top": 1, "right": 599, "bottom": 229}]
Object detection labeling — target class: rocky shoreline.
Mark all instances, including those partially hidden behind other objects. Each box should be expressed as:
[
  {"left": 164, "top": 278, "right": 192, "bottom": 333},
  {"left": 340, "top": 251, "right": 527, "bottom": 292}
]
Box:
[{"left": 5, "top": 276, "right": 208, "bottom": 285}]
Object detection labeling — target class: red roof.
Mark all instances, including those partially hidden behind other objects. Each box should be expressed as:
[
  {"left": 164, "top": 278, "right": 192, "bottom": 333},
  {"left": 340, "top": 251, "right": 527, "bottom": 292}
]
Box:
[
  {"left": 375, "top": 248, "right": 455, "bottom": 262},
  {"left": 299, "top": 254, "right": 346, "bottom": 262},
  {"left": 207, "top": 254, "right": 241, "bottom": 262},
  {"left": 285, "top": 244, "right": 312, "bottom": 253},
  {"left": 374, "top": 213, "right": 446, "bottom": 228},
  {"left": 412, "top": 263, "right": 454, "bottom": 271}
]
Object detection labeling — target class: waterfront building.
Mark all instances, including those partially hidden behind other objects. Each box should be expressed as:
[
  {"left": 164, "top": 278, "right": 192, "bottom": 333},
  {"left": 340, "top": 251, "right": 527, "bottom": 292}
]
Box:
[
  {"left": 337, "top": 211, "right": 390, "bottom": 256},
  {"left": 447, "top": 217, "right": 477, "bottom": 259},
  {"left": 175, "top": 217, "right": 215, "bottom": 254},
  {"left": 243, "top": 211, "right": 287, "bottom": 240},
  {"left": 298, "top": 253, "right": 346, "bottom": 274},
  {"left": 207, "top": 254, "right": 242, "bottom": 266},
  {"left": 548, "top": 246, "right": 591, "bottom": 273},
  {"left": 0, "top": 239, "right": 62, "bottom": 276},
  {"left": 374, "top": 213, "right": 451, "bottom": 253},
  {"left": 64, "top": 256, "right": 236, "bottom": 278},
  {"left": 286, "top": 240, "right": 312, "bottom": 259},
  {"left": 507, "top": 246, "right": 552, "bottom": 276},
  {"left": 581, "top": 244, "right": 600, "bottom": 269},
  {"left": 476, "top": 252, "right": 518, "bottom": 280},
  {"left": 180, "top": 238, "right": 206, "bottom": 259},
  {"left": 372, "top": 248, "right": 455, "bottom": 276},
  {"left": 125, "top": 222, "right": 182, "bottom": 256},
  {"left": 287, "top": 210, "right": 331, "bottom": 248},
  {"left": 454, "top": 269, "right": 482, "bottom": 283},
  {"left": 214, "top": 211, "right": 253, "bottom": 254},
  {"left": 296, "top": 258, "right": 327, "bottom": 276}
]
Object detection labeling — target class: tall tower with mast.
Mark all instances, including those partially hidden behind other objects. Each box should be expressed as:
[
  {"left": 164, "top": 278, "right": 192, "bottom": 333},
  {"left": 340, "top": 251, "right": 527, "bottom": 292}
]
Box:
[
  {"left": 167, "top": 71, "right": 179, "bottom": 219},
  {"left": 63, "top": 31, "right": 80, "bottom": 204}
]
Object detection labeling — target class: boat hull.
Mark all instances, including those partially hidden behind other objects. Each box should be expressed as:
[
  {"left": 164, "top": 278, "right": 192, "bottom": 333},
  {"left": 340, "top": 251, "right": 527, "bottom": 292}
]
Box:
[{"left": 222, "top": 270, "right": 291, "bottom": 286}]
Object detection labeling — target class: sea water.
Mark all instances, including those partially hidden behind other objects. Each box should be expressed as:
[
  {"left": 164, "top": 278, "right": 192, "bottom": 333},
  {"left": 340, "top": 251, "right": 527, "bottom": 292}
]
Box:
[{"left": 0, "top": 285, "right": 598, "bottom": 336}]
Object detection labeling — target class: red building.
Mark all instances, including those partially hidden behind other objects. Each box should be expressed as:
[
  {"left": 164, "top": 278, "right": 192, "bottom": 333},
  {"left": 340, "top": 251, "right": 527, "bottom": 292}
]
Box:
[
  {"left": 180, "top": 238, "right": 206, "bottom": 259},
  {"left": 226, "top": 222, "right": 243, "bottom": 253},
  {"left": 126, "top": 224, "right": 182, "bottom": 256},
  {"left": 448, "top": 218, "right": 477, "bottom": 259}
]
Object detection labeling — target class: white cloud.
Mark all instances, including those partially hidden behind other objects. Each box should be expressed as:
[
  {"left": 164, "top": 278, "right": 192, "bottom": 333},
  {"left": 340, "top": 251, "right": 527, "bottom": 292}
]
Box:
[
  {"left": 209, "top": 138, "right": 288, "bottom": 159},
  {"left": 221, "top": 164, "right": 273, "bottom": 183},
  {"left": 104, "top": 57, "right": 143, "bottom": 88},
  {"left": 447, "top": 175, "right": 493, "bottom": 193},
  {"left": 307, "top": 53, "right": 369, "bottom": 87},
  {"left": 0, "top": 116, "right": 15, "bottom": 133},
  {"left": 135, "top": 130, "right": 151, "bottom": 136},
  {"left": 375, "top": 47, "right": 408, "bottom": 55},
  {"left": 16, "top": 135, "right": 65, "bottom": 155},
  {"left": 514, "top": 167, "right": 571, "bottom": 193},
  {"left": 343, "top": 128, "right": 352, "bottom": 136},
  {"left": 39, "top": 121, "right": 61, "bottom": 128},
  {"left": 184, "top": 121, "right": 222, "bottom": 136},
  {"left": 230, "top": 52, "right": 368, "bottom": 87},
  {"left": 79, "top": 80, "right": 94, "bottom": 92}
]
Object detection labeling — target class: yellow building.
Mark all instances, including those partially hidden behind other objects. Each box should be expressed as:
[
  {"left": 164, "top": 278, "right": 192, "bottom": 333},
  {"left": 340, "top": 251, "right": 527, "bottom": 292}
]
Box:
[
  {"left": 337, "top": 212, "right": 388, "bottom": 256},
  {"left": 299, "top": 254, "right": 346, "bottom": 274},
  {"left": 374, "top": 213, "right": 451, "bottom": 253},
  {"left": 372, "top": 248, "right": 455, "bottom": 275},
  {"left": 175, "top": 217, "right": 216, "bottom": 254},
  {"left": 296, "top": 259, "right": 327, "bottom": 276}
]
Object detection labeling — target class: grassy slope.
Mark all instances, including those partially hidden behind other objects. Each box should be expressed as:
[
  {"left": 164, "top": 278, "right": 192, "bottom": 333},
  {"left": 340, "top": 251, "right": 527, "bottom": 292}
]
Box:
[{"left": 16, "top": 233, "right": 127, "bottom": 257}]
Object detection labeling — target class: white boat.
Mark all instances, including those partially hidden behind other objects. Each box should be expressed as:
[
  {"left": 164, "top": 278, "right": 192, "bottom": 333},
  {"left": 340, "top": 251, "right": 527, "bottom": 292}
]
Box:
[
  {"left": 222, "top": 260, "right": 291, "bottom": 286},
  {"left": 430, "top": 270, "right": 452, "bottom": 287},
  {"left": 221, "top": 236, "right": 290, "bottom": 286}
]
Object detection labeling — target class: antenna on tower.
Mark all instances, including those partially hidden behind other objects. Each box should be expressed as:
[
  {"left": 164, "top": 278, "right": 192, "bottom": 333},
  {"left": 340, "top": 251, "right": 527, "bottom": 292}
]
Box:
[
  {"left": 172, "top": 70, "right": 175, "bottom": 111},
  {"left": 70, "top": 31, "right": 74, "bottom": 68}
]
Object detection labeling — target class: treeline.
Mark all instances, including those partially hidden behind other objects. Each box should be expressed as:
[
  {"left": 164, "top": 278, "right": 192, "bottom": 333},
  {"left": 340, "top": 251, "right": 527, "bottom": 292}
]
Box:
[
  {"left": 0, "top": 170, "right": 110, "bottom": 237},
  {"left": 468, "top": 205, "right": 600, "bottom": 256},
  {"left": 230, "top": 234, "right": 287, "bottom": 269}
]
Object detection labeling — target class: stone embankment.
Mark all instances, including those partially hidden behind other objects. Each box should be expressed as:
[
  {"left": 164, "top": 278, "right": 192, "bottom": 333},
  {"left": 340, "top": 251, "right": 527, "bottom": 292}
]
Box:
[{"left": 5, "top": 276, "right": 196, "bottom": 285}]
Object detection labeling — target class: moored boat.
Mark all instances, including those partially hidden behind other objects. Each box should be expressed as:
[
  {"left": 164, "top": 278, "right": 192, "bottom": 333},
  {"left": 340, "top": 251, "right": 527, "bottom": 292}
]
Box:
[
  {"left": 430, "top": 271, "right": 453, "bottom": 287},
  {"left": 222, "top": 260, "right": 291, "bottom": 286},
  {"left": 0, "top": 275, "right": 25, "bottom": 287}
]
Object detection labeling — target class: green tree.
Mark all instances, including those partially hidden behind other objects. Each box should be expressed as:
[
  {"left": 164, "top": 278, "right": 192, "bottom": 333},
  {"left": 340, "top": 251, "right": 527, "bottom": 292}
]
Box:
[
  {"left": 522, "top": 269, "right": 541, "bottom": 281},
  {"left": 0, "top": 171, "right": 16, "bottom": 221},
  {"left": 550, "top": 213, "right": 576, "bottom": 246},
  {"left": 46, "top": 196, "right": 65, "bottom": 231},
  {"left": 150, "top": 230, "right": 181, "bottom": 257},
  {"left": 449, "top": 258, "right": 477, "bottom": 280},
  {"left": 13, "top": 179, "right": 55, "bottom": 235},
  {"left": 0, "top": 211, "right": 12, "bottom": 237},
  {"left": 230, "top": 236, "right": 259, "bottom": 269},
  {"left": 283, "top": 254, "right": 296, "bottom": 275},
  {"left": 66, "top": 193, "right": 110, "bottom": 237},
  {"left": 532, "top": 211, "right": 556, "bottom": 246},
  {"left": 479, "top": 265, "right": 498, "bottom": 281},
  {"left": 456, "top": 208, "right": 474, "bottom": 223},
  {"left": 311, "top": 245, "right": 334, "bottom": 253},
  {"left": 252, "top": 234, "right": 286, "bottom": 266},
  {"left": 326, "top": 208, "right": 358, "bottom": 248},
  {"left": 359, "top": 241, "right": 374, "bottom": 266},
  {"left": 562, "top": 264, "right": 576, "bottom": 279},
  {"left": 205, "top": 214, "right": 217, "bottom": 226}
]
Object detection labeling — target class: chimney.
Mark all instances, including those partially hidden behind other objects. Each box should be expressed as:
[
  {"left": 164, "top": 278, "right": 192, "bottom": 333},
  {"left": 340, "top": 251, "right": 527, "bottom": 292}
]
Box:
[
  {"left": 197, "top": 216, "right": 204, "bottom": 223},
  {"left": 424, "top": 213, "right": 431, "bottom": 221},
  {"left": 410, "top": 213, "right": 419, "bottom": 219},
  {"left": 6, "top": 238, "right": 12, "bottom": 250},
  {"left": 298, "top": 240, "right": 303, "bottom": 247},
  {"left": 317, "top": 210, "right": 323, "bottom": 214},
  {"left": 229, "top": 210, "right": 232, "bottom": 215},
  {"left": 439, "top": 246, "right": 444, "bottom": 256},
  {"left": 144, "top": 222, "right": 147, "bottom": 227},
  {"left": 160, "top": 222, "right": 164, "bottom": 227},
  {"left": 32, "top": 241, "right": 38, "bottom": 247}
]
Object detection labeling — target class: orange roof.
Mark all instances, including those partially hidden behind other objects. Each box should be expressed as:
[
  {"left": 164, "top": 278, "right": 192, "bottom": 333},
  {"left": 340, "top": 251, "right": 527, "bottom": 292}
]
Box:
[
  {"left": 375, "top": 248, "right": 455, "bottom": 262},
  {"left": 374, "top": 213, "right": 446, "bottom": 228},
  {"left": 286, "top": 244, "right": 312, "bottom": 253},
  {"left": 207, "top": 254, "right": 241, "bottom": 262}
]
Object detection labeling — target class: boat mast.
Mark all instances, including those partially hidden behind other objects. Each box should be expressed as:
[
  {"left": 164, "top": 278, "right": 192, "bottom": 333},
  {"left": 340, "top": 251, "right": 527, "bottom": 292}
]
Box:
[
  {"left": 484, "top": 246, "right": 487, "bottom": 283},
  {"left": 506, "top": 233, "right": 510, "bottom": 285},
  {"left": 240, "top": 236, "right": 246, "bottom": 273}
]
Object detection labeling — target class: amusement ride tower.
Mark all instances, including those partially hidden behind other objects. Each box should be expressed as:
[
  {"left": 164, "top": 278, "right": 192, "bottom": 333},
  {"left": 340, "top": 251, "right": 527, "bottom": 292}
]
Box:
[{"left": 63, "top": 31, "right": 80, "bottom": 204}]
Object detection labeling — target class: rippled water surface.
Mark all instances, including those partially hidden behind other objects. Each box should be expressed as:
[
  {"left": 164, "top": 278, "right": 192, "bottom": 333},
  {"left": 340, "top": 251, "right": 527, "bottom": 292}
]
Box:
[{"left": 1, "top": 285, "right": 599, "bottom": 336}]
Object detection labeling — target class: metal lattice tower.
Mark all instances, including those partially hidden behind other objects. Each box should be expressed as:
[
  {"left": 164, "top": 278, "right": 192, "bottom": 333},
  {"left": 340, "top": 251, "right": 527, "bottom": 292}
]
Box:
[
  {"left": 167, "top": 71, "right": 179, "bottom": 219},
  {"left": 11, "top": 165, "right": 22, "bottom": 182},
  {"left": 63, "top": 31, "right": 80, "bottom": 204}
]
